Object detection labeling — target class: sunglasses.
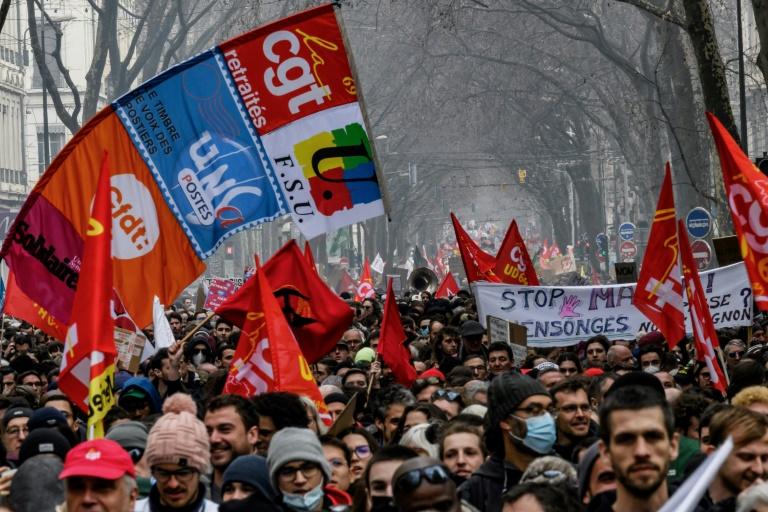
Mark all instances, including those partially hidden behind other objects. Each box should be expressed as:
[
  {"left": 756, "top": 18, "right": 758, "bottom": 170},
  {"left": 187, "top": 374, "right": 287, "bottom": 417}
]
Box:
[
  {"left": 415, "top": 377, "right": 443, "bottom": 387},
  {"left": 727, "top": 351, "right": 745, "bottom": 359},
  {"left": 431, "top": 389, "right": 461, "bottom": 402},
  {"left": 394, "top": 464, "right": 450, "bottom": 493}
]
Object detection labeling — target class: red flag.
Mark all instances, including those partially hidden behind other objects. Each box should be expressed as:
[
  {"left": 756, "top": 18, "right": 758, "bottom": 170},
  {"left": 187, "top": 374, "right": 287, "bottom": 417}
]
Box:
[
  {"left": 58, "top": 152, "right": 117, "bottom": 438},
  {"left": 707, "top": 112, "right": 768, "bottom": 310},
  {"left": 494, "top": 220, "right": 539, "bottom": 286},
  {"left": 633, "top": 164, "right": 685, "bottom": 347},
  {"left": 355, "top": 257, "right": 375, "bottom": 300},
  {"left": 304, "top": 241, "right": 317, "bottom": 273},
  {"left": 378, "top": 278, "right": 417, "bottom": 386},
  {"left": 217, "top": 241, "right": 353, "bottom": 364},
  {"left": 223, "top": 257, "right": 329, "bottom": 422},
  {"left": 337, "top": 269, "right": 356, "bottom": 295},
  {"left": 450, "top": 213, "right": 499, "bottom": 283},
  {"left": 678, "top": 220, "right": 727, "bottom": 393},
  {"left": 435, "top": 272, "right": 459, "bottom": 298},
  {"left": 4, "top": 272, "right": 66, "bottom": 340}
]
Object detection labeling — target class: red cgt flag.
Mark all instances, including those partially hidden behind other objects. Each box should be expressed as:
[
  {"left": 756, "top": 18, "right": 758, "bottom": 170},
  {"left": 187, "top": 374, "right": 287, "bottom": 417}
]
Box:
[
  {"left": 58, "top": 152, "right": 117, "bottom": 438},
  {"left": 633, "top": 164, "right": 685, "bottom": 347},
  {"left": 378, "top": 278, "right": 417, "bottom": 386},
  {"left": 435, "top": 272, "right": 459, "bottom": 298},
  {"left": 678, "top": 220, "right": 727, "bottom": 394},
  {"left": 223, "top": 257, "right": 329, "bottom": 421},
  {"left": 494, "top": 219, "right": 539, "bottom": 286},
  {"left": 355, "top": 257, "right": 375, "bottom": 301},
  {"left": 450, "top": 213, "right": 500, "bottom": 283},
  {"left": 707, "top": 112, "right": 768, "bottom": 310},
  {"left": 217, "top": 241, "right": 353, "bottom": 364}
]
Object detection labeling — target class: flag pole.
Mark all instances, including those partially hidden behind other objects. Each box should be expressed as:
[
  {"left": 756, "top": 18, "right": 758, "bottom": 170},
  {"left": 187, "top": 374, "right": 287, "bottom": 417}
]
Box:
[
  {"left": 366, "top": 353, "right": 380, "bottom": 401},
  {"left": 175, "top": 311, "right": 216, "bottom": 348}
]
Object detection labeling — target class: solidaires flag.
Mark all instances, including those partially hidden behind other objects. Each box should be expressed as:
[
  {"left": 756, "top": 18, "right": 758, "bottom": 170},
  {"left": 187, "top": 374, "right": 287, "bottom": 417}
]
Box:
[{"left": 58, "top": 153, "right": 117, "bottom": 439}]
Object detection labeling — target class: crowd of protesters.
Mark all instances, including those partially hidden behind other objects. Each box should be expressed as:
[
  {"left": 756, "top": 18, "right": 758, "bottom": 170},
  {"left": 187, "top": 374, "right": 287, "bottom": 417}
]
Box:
[{"left": 0, "top": 287, "right": 766, "bottom": 511}]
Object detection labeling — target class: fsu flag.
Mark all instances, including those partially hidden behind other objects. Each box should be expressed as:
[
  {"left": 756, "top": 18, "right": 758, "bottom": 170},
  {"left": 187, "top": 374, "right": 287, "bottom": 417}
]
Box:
[
  {"left": 217, "top": 241, "right": 353, "bottom": 364},
  {"left": 223, "top": 257, "right": 329, "bottom": 421},
  {"left": 450, "top": 213, "right": 500, "bottom": 283},
  {"left": 355, "top": 257, "right": 375, "bottom": 300},
  {"left": 494, "top": 219, "right": 539, "bottom": 286},
  {"left": 707, "top": 112, "right": 768, "bottom": 310},
  {"left": 679, "top": 220, "right": 727, "bottom": 393},
  {"left": 58, "top": 153, "right": 117, "bottom": 438},
  {"left": 633, "top": 164, "right": 685, "bottom": 347},
  {"left": 378, "top": 278, "right": 417, "bottom": 386},
  {"left": 435, "top": 272, "right": 459, "bottom": 298}
]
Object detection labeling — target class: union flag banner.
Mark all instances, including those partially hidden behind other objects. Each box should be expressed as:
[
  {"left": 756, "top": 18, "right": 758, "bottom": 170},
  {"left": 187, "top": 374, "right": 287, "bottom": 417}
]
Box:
[
  {"left": 494, "top": 219, "right": 539, "bottom": 286},
  {"left": 707, "top": 113, "right": 768, "bottom": 310},
  {"left": 435, "top": 272, "right": 459, "bottom": 298},
  {"left": 0, "top": 3, "right": 385, "bottom": 331},
  {"left": 450, "top": 213, "right": 499, "bottom": 283},
  {"left": 3, "top": 272, "right": 66, "bottom": 340},
  {"left": 217, "top": 240, "right": 352, "bottom": 363},
  {"left": 355, "top": 257, "right": 375, "bottom": 300},
  {"left": 58, "top": 153, "right": 117, "bottom": 438},
  {"left": 224, "top": 257, "right": 329, "bottom": 421},
  {"left": 678, "top": 220, "right": 727, "bottom": 393},
  {"left": 633, "top": 164, "right": 685, "bottom": 347}
]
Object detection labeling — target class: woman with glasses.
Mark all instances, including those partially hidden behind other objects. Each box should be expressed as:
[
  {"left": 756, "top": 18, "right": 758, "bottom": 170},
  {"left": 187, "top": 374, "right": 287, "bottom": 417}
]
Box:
[{"left": 340, "top": 427, "right": 379, "bottom": 482}]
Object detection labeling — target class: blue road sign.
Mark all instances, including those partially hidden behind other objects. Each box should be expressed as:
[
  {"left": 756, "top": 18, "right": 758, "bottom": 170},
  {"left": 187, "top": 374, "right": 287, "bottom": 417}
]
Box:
[
  {"left": 686, "top": 208, "right": 711, "bottom": 239},
  {"left": 618, "top": 222, "right": 636, "bottom": 241}
]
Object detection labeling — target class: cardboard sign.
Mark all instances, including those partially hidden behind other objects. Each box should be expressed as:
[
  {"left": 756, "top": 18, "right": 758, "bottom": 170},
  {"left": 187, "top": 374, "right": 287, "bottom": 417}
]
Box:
[
  {"left": 114, "top": 327, "right": 147, "bottom": 373},
  {"left": 614, "top": 262, "right": 638, "bottom": 284},
  {"left": 487, "top": 315, "right": 527, "bottom": 367}
]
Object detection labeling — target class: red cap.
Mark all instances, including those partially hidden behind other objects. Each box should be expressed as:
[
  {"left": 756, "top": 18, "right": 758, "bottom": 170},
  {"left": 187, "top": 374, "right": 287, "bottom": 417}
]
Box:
[
  {"left": 583, "top": 367, "right": 605, "bottom": 377},
  {"left": 418, "top": 368, "right": 445, "bottom": 381},
  {"left": 59, "top": 439, "right": 135, "bottom": 480}
]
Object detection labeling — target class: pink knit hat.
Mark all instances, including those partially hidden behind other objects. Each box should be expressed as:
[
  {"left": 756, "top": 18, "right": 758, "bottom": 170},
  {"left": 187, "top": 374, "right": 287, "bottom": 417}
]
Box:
[{"left": 145, "top": 394, "right": 209, "bottom": 473}]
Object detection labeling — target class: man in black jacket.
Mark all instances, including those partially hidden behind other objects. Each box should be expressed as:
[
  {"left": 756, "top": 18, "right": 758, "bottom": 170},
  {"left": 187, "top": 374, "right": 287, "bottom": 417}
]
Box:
[{"left": 459, "top": 372, "right": 557, "bottom": 511}]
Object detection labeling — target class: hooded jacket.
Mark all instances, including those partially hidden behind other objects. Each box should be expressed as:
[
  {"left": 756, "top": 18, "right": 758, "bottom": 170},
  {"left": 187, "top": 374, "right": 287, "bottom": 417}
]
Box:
[
  {"left": 120, "top": 377, "right": 162, "bottom": 414},
  {"left": 458, "top": 455, "right": 522, "bottom": 512}
]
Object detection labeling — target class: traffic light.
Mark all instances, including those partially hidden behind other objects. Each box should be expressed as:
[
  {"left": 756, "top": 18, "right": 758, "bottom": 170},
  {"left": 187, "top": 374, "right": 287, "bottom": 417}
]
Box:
[
  {"left": 518, "top": 168, "right": 527, "bottom": 184},
  {"left": 755, "top": 152, "right": 768, "bottom": 175},
  {"left": 224, "top": 243, "right": 234, "bottom": 260}
]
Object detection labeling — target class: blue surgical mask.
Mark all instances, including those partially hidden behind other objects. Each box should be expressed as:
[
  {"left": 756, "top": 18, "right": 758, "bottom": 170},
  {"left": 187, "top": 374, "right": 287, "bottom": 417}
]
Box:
[
  {"left": 282, "top": 483, "right": 324, "bottom": 511},
  {"left": 419, "top": 327, "right": 429, "bottom": 336},
  {"left": 510, "top": 413, "right": 556, "bottom": 454}
]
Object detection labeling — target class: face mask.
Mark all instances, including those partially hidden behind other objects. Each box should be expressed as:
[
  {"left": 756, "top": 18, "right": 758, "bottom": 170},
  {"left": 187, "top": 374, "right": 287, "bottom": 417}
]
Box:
[
  {"left": 510, "top": 413, "right": 556, "bottom": 454},
  {"left": 643, "top": 365, "right": 660, "bottom": 374},
  {"left": 192, "top": 353, "right": 205, "bottom": 366},
  {"left": 282, "top": 483, "right": 324, "bottom": 512},
  {"left": 419, "top": 327, "right": 429, "bottom": 336},
  {"left": 370, "top": 496, "right": 397, "bottom": 512}
]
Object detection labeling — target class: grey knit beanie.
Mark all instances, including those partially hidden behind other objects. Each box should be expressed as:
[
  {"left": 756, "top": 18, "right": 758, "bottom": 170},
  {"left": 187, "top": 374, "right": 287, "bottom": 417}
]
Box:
[
  {"left": 266, "top": 427, "right": 332, "bottom": 490},
  {"left": 488, "top": 372, "right": 549, "bottom": 424}
]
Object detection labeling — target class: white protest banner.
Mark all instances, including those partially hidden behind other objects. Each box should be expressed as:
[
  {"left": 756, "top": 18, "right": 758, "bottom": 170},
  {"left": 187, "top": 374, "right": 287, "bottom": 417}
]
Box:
[{"left": 473, "top": 262, "right": 752, "bottom": 347}]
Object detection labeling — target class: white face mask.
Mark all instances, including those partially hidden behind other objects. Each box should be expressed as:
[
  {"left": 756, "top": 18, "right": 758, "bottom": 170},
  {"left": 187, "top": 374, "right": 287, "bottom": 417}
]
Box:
[
  {"left": 192, "top": 353, "right": 205, "bottom": 366},
  {"left": 282, "top": 483, "right": 324, "bottom": 511}
]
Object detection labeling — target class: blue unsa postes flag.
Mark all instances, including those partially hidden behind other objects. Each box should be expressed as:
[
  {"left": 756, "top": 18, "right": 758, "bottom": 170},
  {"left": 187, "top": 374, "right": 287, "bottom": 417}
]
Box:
[{"left": 0, "top": 3, "right": 386, "bottom": 333}]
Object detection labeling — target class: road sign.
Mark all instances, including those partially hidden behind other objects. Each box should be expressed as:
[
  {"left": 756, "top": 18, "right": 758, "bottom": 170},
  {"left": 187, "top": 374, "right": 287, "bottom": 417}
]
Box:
[
  {"left": 686, "top": 208, "right": 711, "bottom": 239},
  {"left": 618, "top": 222, "right": 636, "bottom": 241},
  {"left": 691, "top": 239, "right": 712, "bottom": 270},
  {"left": 619, "top": 240, "right": 637, "bottom": 261}
]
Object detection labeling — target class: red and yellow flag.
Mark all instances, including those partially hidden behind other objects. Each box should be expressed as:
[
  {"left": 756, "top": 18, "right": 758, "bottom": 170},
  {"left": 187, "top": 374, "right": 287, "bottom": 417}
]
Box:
[
  {"left": 494, "top": 219, "right": 539, "bottom": 286},
  {"left": 58, "top": 153, "right": 116, "bottom": 439},
  {"left": 633, "top": 164, "right": 685, "bottom": 347},
  {"left": 355, "top": 257, "right": 375, "bottom": 301},
  {"left": 224, "top": 257, "right": 329, "bottom": 423},
  {"left": 707, "top": 112, "right": 768, "bottom": 310},
  {"left": 678, "top": 220, "right": 727, "bottom": 394}
]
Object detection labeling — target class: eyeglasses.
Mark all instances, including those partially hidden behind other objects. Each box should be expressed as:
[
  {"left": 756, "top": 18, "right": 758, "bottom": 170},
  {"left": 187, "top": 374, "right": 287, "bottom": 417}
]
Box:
[
  {"left": 277, "top": 462, "right": 321, "bottom": 481},
  {"left": 514, "top": 404, "right": 551, "bottom": 417},
  {"left": 152, "top": 467, "right": 198, "bottom": 482},
  {"left": 5, "top": 426, "right": 28, "bottom": 437},
  {"left": 432, "top": 389, "right": 462, "bottom": 402},
  {"left": 327, "top": 458, "right": 347, "bottom": 469},
  {"left": 558, "top": 404, "right": 591, "bottom": 414},
  {"left": 350, "top": 445, "right": 372, "bottom": 459},
  {"left": 394, "top": 464, "right": 450, "bottom": 493},
  {"left": 727, "top": 351, "right": 745, "bottom": 359},
  {"left": 414, "top": 377, "right": 442, "bottom": 387}
]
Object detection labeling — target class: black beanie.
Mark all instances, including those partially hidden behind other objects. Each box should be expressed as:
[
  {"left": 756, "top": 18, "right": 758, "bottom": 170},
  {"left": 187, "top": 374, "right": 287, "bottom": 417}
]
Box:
[{"left": 489, "top": 372, "right": 548, "bottom": 424}]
